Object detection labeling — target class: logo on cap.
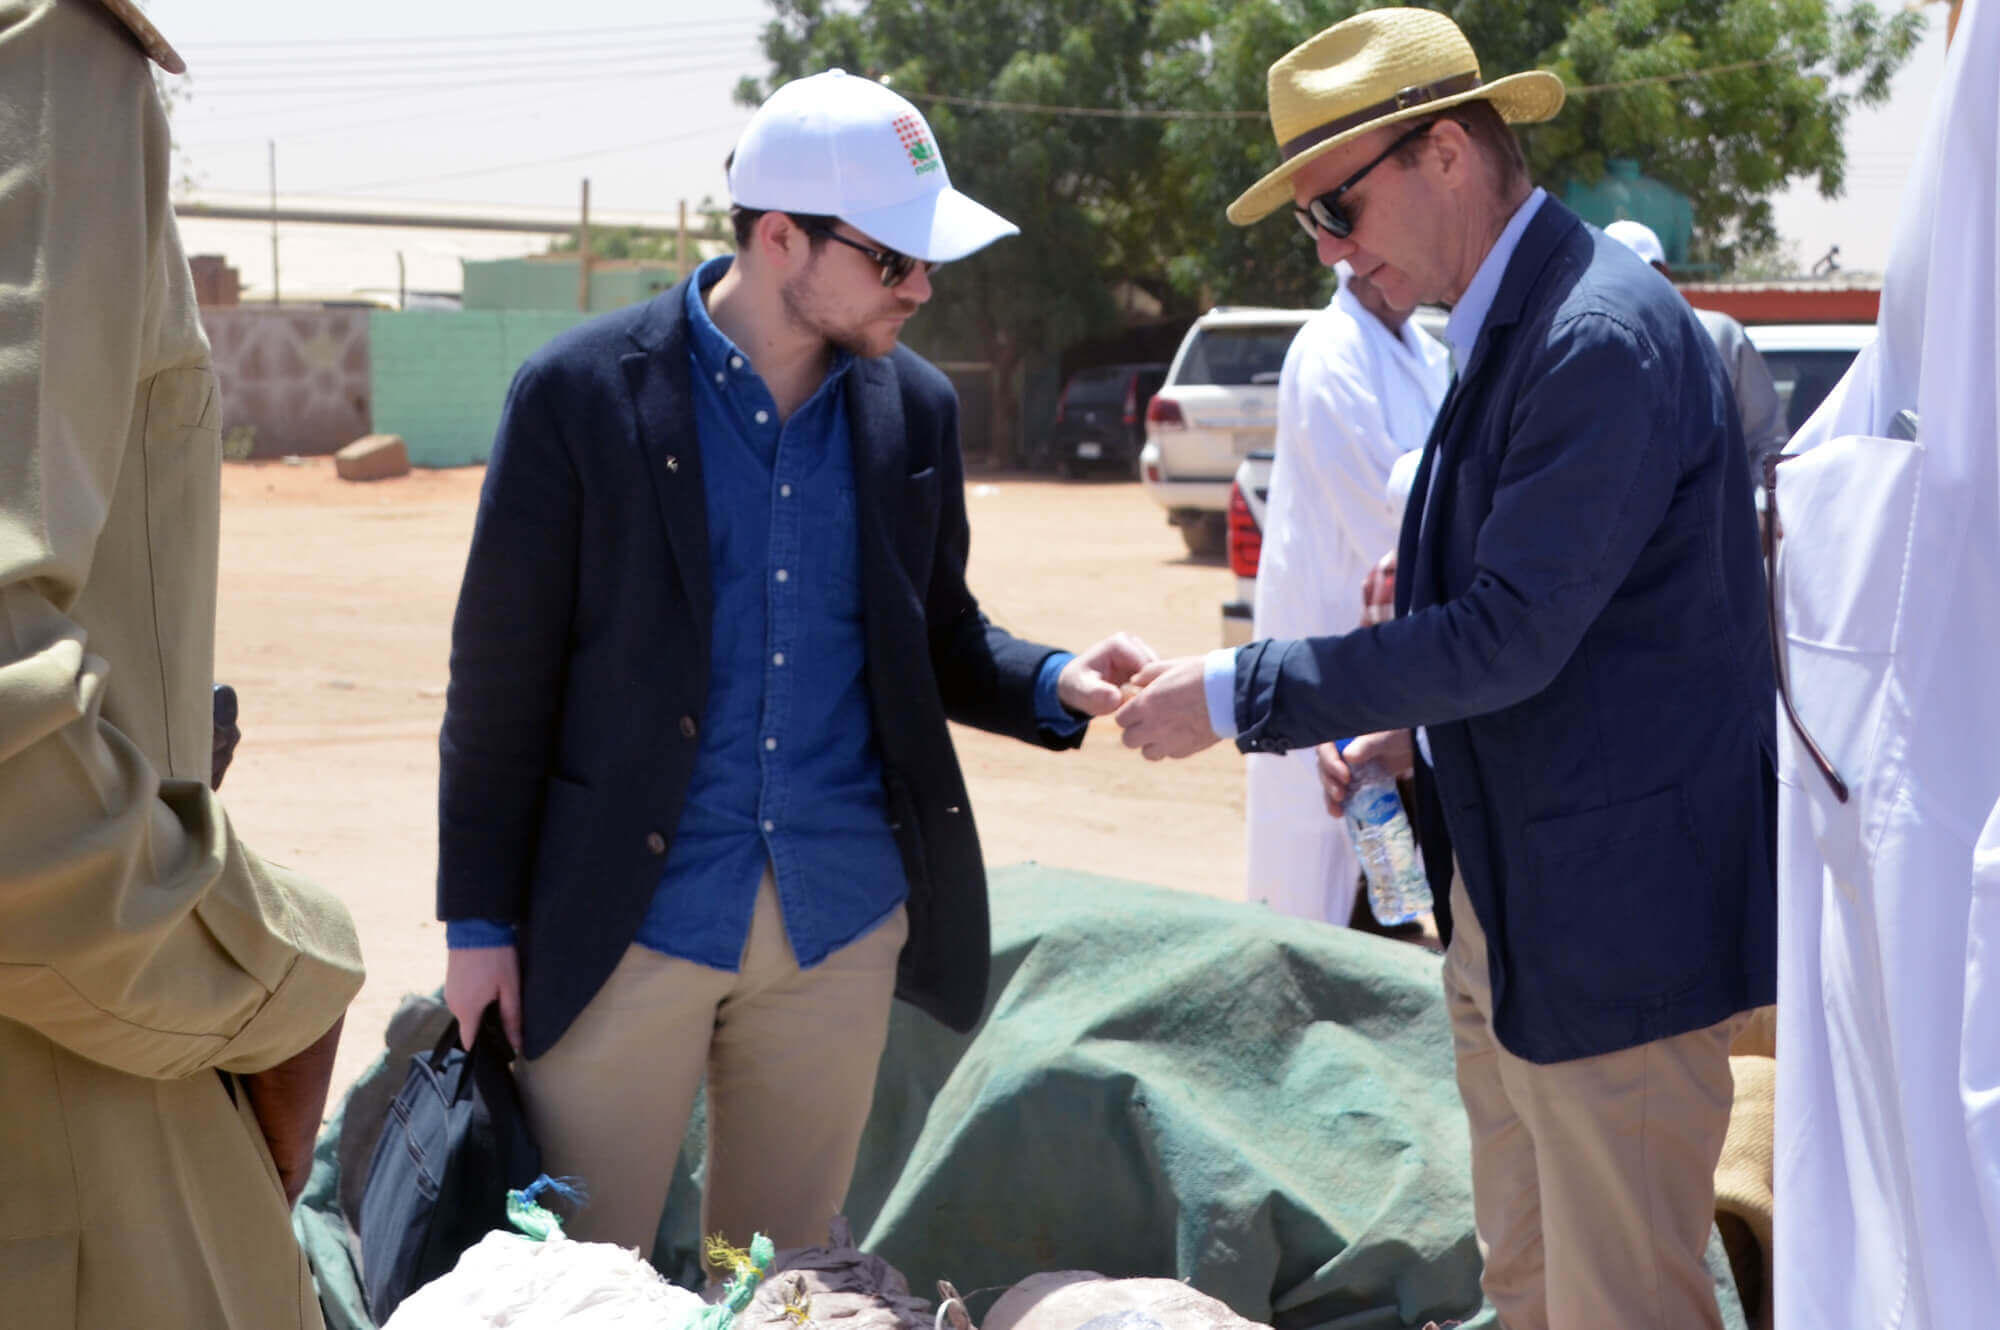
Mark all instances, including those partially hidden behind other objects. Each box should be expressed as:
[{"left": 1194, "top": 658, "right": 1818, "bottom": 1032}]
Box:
[{"left": 894, "top": 114, "right": 942, "bottom": 176}]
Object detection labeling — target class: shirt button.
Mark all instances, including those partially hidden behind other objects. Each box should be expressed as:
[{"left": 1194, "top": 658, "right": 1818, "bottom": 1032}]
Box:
[
  {"left": 645, "top": 831, "right": 667, "bottom": 855},
  {"left": 764, "top": 737, "right": 778, "bottom": 751},
  {"left": 754, "top": 409, "right": 770, "bottom": 424},
  {"left": 729, "top": 355, "right": 744, "bottom": 370},
  {"left": 679, "top": 715, "right": 698, "bottom": 739},
  {"left": 713, "top": 371, "right": 725, "bottom": 385},
  {"left": 772, "top": 652, "right": 785, "bottom": 666},
  {"left": 763, "top": 820, "right": 775, "bottom": 833},
  {"left": 780, "top": 483, "right": 793, "bottom": 498},
  {"left": 775, "top": 569, "right": 789, "bottom": 583}
]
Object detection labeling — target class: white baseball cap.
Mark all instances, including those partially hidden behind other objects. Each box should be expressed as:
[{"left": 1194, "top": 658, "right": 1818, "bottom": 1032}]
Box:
[
  {"left": 728, "top": 69, "right": 1019, "bottom": 264},
  {"left": 1604, "top": 219, "right": 1668, "bottom": 269}
]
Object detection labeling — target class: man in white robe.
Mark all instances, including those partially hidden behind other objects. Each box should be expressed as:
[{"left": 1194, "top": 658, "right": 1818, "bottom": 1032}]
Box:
[
  {"left": 1772, "top": 0, "right": 2000, "bottom": 1322},
  {"left": 1246, "top": 269, "right": 1449, "bottom": 922}
]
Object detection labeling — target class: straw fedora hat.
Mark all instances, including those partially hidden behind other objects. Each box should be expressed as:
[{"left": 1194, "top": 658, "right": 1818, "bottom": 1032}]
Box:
[{"left": 1227, "top": 8, "right": 1564, "bottom": 226}]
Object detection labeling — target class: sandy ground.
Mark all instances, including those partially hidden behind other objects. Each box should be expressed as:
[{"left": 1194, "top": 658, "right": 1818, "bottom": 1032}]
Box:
[{"left": 213, "top": 459, "right": 1249, "bottom": 1097}]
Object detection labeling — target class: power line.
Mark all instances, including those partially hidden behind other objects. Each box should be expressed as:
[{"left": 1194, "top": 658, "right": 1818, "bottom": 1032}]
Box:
[
  {"left": 185, "top": 57, "right": 750, "bottom": 99},
  {"left": 314, "top": 121, "right": 746, "bottom": 196},
  {"left": 188, "top": 35, "right": 758, "bottom": 78},
  {"left": 188, "top": 19, "right": 762, "bottom": 50},
  {"left": 896, "top": 55, "right": 1796, "bottom": 121}
]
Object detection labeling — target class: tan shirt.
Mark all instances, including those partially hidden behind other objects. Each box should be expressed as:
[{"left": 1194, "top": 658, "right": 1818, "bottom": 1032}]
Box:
[{"left": 0, "top": 3, "right": 365, "bottom": 1325}]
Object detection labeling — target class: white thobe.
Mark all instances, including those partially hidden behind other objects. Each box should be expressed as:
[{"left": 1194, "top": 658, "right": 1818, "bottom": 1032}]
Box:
[
  {"left": 1246, "top": 284, "right": 1450, "bottom": 922},
  {"left": 1774, "top": 3, "right": 2000, "bottom": 1323}
]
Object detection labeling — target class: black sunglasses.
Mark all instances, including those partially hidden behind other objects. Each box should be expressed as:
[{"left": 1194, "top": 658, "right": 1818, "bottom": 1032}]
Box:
[
  {"left": 797, "top": 219, "right": 936, "bottom": 289},
  {"left": 1294, "top": 120, "right": 1436, "bottom": 241}
]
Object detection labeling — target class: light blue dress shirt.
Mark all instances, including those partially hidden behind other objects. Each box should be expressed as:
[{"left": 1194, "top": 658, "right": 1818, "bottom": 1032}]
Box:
[{"left": 1203, "top": 188, "right": 1549, "bottom": 742}]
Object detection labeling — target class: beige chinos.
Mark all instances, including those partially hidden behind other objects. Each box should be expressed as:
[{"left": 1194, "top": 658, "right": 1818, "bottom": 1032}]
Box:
[
  {"left": 1445, "top": 876, "right": 1738, "bottom": 1330},
  {"left": 517, "top": 870, "right": 907, "bottom": 1260}
]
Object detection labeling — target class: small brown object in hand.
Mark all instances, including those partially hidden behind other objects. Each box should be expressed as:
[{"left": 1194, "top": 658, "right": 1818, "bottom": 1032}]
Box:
[{"left": 241, "top": 1014, "right": 345, "bottom": 1207}]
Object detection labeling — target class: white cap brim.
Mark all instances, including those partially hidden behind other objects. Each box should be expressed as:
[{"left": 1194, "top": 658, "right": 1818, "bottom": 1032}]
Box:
[{"left": 843, "top": 184, "right": 1018, "bottom": 264}]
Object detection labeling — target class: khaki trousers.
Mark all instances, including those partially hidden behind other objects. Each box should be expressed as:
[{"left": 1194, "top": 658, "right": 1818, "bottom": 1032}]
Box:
[
  {"left": 517, "top": 870, "right": 907, "bottom": 1260},
  {"left": 1444, "top": 877, "right": 1737, "bottom": 1330}
]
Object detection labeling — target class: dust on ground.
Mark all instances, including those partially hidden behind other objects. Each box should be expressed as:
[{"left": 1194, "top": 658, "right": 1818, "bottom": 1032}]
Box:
[{"left": 215, "top": 459, "right": 1248, "bottom": 1094}]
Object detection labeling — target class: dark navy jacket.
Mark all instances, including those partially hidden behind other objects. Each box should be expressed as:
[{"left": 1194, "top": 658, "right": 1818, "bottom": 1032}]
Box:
[
  {"left": 437, "top": 279, "right": 1078, "bottom": 1060},
  {"left": 1234, "top": 201, "right": 1777, "bottom": 1063}
]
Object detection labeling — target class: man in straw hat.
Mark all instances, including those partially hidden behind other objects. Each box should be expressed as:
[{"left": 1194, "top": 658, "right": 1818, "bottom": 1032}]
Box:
[
  {"left": 1117, "top": 10, "right": 1775, "bottom": 1327},
  {"left": 0, "top": 3, "right": 366, "bottom": 1327}
]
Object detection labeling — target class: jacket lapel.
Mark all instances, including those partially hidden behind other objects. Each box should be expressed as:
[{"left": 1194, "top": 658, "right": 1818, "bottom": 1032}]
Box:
[
  {"left": 622, "top": 282, "right": 713, "bottom": 637},
  {"left": 1404, "top": 199, "right": 1584, "bottom": 612},
  {"left": 845, "top": 355, "right": 908, "bottom": 608}
]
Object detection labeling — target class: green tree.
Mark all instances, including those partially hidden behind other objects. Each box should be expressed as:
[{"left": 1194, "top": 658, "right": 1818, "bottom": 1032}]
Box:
[
  {"left": 1150, "top": 0, "right": 1925, "bottom": 303},
  {"left": 737, "top": 0, "right": 1166, "bottom": 466}
]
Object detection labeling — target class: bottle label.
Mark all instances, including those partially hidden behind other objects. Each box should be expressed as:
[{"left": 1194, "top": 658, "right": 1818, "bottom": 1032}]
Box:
[{"left": 1354, "top": 787, "right": 1402, "bottom": 827}]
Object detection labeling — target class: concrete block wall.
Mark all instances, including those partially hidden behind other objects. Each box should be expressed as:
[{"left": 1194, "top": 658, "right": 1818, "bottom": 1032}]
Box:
[{"left": 369, "top": 310, "right": 590, "bottom": 467}]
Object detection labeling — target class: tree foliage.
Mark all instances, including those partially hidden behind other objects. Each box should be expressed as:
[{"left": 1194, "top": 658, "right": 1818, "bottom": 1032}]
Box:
[
  {"left": 1149, "top": 0, "right": 1924, "bottom": 303},
  {"left": 739, "top": 0, "right": 1925, "bottom": 449}
]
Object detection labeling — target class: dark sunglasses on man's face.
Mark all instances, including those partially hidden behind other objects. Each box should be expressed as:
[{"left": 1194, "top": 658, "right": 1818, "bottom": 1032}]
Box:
[
  {"left": 798, "top": 219, "right": 937, "bottom": 289},
  {"left": 1293, "top": 120, "right": 1437, "bottom": 242}
]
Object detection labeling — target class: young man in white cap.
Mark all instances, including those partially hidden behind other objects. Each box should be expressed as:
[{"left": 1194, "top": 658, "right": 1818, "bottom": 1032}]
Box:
[
  {"left": 438, "top": 68, "right": 1154, "bottom": 1259},
  {"left": 1605, "top": 218, "right": 1788, "bottom": 496},
  {"left": 1116, "top": 10, "right": 1774, "bottom": 1328},
  {"left": 0, "top": 3, "right": 365, "bottom": 1326}
]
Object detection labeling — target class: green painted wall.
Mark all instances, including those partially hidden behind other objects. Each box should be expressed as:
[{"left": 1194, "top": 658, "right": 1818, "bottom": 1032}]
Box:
[
  {"left": 368, "top": 310, "right": 590, "bottom": 467},
  {"left": 462, "top": 257, "right": 679, "bottom": 312}
]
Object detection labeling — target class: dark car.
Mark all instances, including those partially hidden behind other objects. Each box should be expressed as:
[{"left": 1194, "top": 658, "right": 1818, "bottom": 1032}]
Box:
[{"left": 1043, "top": 362, "right": 1167, "bottom": 478}]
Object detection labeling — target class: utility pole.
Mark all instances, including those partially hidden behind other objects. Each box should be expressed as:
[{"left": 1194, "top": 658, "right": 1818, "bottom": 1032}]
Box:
[
  {"left": 268, "top": 140, "right": 280, "bottom": 305},
  {"left": 677, "top": 199, "right": 689, "bottom": 280},
  {"left": 396, "top": 251, "right": 406, "bottom": 311},
  {"left": 577, "top": 178, "right": 592, "bottom": 314}
]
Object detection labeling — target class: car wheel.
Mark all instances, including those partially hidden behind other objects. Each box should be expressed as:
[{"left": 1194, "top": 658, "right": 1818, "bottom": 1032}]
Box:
[{"left": 1181, "top": 512, "right": 1227, "bottom": 559}]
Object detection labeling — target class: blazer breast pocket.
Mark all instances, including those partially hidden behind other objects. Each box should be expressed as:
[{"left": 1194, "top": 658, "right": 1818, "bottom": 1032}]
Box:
[{"left": 894, "top": 466, "right": 941, "bottom": 581}]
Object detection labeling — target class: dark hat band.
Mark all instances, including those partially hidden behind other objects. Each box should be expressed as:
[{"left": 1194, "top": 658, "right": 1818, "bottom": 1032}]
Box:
[{"left": 1279, "top": 72, "right": 1484, "bottom": 161}]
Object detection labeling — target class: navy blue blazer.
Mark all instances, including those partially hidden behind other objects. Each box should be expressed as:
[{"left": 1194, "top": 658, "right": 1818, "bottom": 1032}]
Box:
[
  {"left": 1234, "top": 201, "right": 1777, "bottom": 1063},
  {"left": 437, "top": 280, "right": 1079, "bottom": 1060}
]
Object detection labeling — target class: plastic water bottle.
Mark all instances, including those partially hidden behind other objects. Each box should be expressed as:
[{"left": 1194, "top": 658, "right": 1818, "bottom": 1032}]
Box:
[{"left": 1343, "top": 758, "right": 1433, "bottom": 925}]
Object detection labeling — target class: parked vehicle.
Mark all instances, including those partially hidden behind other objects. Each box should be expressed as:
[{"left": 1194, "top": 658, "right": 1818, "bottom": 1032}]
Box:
[
  {"left": 1140, "top": 307, "right": 1314, "bottom": 558},
  {"left": 1043, "top": 362, "right": 1168, "bottom": 478},
  {"left": 1218, "top": 320, "right": 1877, "bottom": 644},
  {"left": 1739, "top": 322, "right": 1877, "bottom": 436},
  {"left": 1217, "top": 306, "right": 1448, "bottom": 644}
]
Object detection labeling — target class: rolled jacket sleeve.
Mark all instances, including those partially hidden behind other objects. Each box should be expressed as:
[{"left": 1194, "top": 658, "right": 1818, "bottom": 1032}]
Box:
[{"left": 0, "top": 3, "right": 362, "bottom": 1081}]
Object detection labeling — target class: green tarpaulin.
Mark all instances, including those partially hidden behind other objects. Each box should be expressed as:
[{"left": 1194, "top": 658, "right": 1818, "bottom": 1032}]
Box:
[{"left": 299, "top": 865, "right": 1743, "bottom": 1330}]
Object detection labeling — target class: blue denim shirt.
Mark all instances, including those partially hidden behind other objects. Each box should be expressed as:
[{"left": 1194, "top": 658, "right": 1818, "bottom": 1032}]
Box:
[{"left": 449, "top": 258, "right": 1079, "bottom": 967}]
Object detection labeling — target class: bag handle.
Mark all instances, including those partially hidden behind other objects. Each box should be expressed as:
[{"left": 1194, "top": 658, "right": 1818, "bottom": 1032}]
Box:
[{"left": 425, "top": 1003, "right": 518, "bottom": 1094}]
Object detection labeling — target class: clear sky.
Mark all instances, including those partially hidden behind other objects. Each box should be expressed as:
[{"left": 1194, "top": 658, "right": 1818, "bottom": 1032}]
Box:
[{"left": 150, "top": 0, "right": 1947, "bottom": 293}]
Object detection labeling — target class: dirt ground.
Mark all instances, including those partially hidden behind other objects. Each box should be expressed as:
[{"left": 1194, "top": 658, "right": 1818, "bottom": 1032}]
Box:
[{"left": 213, "top": 459, "right": 1248, "bottom": 1097}]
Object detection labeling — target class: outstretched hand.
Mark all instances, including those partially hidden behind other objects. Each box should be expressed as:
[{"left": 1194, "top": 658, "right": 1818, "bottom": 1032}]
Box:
[
  {"left": 1058, "top": 632, "right": 1159, "bottom": 716},
  {"left": 1114, "top": 656, "right": 1225, "bottom": 760}
]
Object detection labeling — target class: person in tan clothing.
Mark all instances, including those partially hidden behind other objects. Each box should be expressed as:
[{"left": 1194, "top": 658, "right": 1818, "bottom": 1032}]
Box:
[{"left": 0, "top": 3, "right": 366, "bottom": 1327}]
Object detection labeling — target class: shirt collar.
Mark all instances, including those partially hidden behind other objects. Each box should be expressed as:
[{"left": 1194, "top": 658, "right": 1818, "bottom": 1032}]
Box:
[
  {"left": 683, "top": 254, "right": 856, "bottom": 390},
  {"left": 1442, "top": 186, "right": 1547, "bottom": 364}
]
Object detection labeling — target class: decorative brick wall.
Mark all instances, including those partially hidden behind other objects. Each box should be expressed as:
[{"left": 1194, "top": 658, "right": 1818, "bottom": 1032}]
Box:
[{"left": 202, "top": 306, "right": 372, "bottom": 457}]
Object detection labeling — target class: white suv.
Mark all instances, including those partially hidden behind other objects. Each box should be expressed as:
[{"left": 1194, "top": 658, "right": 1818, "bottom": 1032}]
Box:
[{"left": 1139, "top": 307, "right": 1314, "bottom": 557}]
